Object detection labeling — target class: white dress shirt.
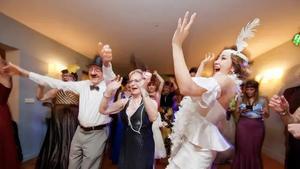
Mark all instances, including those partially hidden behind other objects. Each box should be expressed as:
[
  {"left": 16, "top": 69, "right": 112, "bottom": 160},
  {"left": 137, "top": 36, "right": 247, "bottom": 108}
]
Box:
[{"left": 29, "top": 65, "right": 116, "bottom": 127}]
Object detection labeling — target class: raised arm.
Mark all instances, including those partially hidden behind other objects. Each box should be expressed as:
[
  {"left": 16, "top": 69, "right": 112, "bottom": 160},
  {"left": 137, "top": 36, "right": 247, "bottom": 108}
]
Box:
[
  {"left": 99, "top": 75, "right": 124, "bottom": 114},
  {"left": 172, "top": 12, "right": 207, "bottom": 96},
  {"left": 100, "top": 98, "right": 127, "bottom": 115},
  {"left": 140, "top": 72, "right": 158, "bottom": 122},
  {"left": 195, "top": 53, "right": 215, "bottom": 77},
  {"left": 153, "top": 70, "right": 165, "bottom": 94},
  {"left": 2, "top": 62, "right": 81, "bottom": 93},
  {"left": 140, "top": 88, "right": 158, "bottom": 122},
  {"left": 36, "top": 85, "right": 58, "bottom": 101},
  {"left": 97, "top": 42, "right": 116, "bottom": 83},
  {"left": 169, "top": 76, "right": 178, "bottom": 91},
  {"left": 103, "top": 63, "right": 116, "bottom": 83}
]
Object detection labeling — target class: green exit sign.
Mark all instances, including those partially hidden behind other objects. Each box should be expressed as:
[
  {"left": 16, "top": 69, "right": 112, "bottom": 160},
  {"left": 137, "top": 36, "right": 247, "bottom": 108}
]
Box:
[{"left": 293, "top": 33, "right": 300, "bottom": 46}]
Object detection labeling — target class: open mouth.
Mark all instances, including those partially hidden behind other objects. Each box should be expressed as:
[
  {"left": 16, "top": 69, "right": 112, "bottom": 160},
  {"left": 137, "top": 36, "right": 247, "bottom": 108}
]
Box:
[
  {"left": 130, "top": 86, "right": 139, "bottom": 92},
  {"left": 131, "top": 87, "right": 138, "bottom": 90},
  {"left": 214, "top": 64, "right": 220, "bottom": 72},
  {"left": 90, "top": 74, "right": 99, "bottom": 78}
]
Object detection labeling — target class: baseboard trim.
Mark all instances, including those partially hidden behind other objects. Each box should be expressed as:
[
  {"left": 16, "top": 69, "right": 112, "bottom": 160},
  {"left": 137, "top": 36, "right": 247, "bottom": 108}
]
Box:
[{"left": 23, "top": 152, "right": 38, "bottom": 162}]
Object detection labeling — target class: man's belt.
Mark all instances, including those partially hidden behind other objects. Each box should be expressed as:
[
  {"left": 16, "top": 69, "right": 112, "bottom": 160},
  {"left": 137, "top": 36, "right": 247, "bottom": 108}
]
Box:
[{"left": 80, "top": 124, "right": 107, "bottom": 131}]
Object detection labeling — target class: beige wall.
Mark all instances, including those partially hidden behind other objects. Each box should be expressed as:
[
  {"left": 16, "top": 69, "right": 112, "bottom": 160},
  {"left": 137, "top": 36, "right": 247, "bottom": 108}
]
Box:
[
  {"left": 251, "top": 41, "right": 300, "bottom": 163},
  {"left": 0, "top": 13, "right": 91, "bottom": 161}
]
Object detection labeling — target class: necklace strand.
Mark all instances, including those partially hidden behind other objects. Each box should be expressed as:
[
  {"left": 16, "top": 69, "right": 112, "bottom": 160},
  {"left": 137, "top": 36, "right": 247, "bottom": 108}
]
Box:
[{"left": 128, "top": 104, "right": 144, "bottom": 134}]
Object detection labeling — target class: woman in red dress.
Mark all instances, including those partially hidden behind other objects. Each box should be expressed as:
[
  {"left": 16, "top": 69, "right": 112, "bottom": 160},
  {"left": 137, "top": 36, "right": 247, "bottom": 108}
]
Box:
[{"left": 0, "top": 55, "right": 20, "bottom": 169}]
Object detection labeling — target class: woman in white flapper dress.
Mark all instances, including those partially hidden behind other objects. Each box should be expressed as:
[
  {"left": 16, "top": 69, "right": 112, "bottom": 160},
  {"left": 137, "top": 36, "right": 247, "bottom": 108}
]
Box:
[{"left": 167, "top": 11, "right": 260, "bottom": 169}]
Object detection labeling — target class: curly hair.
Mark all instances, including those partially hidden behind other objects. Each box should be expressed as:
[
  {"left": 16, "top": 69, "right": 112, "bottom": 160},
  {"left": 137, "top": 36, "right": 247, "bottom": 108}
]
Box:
[
  {"left": 148, "top": 75, "right": 160, "bottom": 91},
  {"left": 221, "top": 46, "right": 250, "bottom": 80}
]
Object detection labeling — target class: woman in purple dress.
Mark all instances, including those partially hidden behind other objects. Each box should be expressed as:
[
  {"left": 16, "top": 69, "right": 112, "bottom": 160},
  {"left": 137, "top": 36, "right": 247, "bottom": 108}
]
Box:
[{"left": 232, "top": 80, "right": 269, "bottom": 169}]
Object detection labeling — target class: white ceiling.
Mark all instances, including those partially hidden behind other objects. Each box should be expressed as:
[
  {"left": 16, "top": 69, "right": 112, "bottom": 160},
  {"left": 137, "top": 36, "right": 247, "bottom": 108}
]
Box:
[{"left": 1, "top": 0, "right": 300, "bottom": 73}]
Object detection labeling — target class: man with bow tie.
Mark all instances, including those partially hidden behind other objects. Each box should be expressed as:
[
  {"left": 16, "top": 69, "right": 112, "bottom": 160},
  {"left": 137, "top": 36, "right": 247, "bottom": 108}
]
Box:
[{"left": 1, "top": 42, "right": 116, "bottom": 169}]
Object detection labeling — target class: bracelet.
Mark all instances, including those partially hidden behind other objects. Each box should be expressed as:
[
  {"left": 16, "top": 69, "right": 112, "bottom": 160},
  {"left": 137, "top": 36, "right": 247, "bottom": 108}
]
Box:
[
  {"left": 103, "top": 92, "right": 112, "bottom": 99},
  {"left": 280, "top": 110, "right": 288, "bottom": 116}
]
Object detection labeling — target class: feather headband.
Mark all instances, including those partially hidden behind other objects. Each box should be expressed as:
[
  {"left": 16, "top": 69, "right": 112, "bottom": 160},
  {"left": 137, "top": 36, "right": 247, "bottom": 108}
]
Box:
[{"left": 226, "top": 18, "right": 260, "bottom": 62}]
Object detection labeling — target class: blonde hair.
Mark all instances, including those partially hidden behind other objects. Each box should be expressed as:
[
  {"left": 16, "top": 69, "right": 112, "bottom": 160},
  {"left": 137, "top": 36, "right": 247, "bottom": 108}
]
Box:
[{"left": 128, "top": 69, "right": 143, "bottom": 78}]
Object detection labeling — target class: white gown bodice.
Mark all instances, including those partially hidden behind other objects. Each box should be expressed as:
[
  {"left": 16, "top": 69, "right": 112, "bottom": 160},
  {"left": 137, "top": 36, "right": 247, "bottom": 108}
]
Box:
[{"left": 170, "top": 77, "right": 230, "bottom": 156}]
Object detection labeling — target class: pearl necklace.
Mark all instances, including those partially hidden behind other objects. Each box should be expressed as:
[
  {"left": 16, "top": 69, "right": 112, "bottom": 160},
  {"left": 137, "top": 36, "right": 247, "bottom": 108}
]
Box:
[{"left": 127, "top": 99, "right": 144, "bottom": 134}]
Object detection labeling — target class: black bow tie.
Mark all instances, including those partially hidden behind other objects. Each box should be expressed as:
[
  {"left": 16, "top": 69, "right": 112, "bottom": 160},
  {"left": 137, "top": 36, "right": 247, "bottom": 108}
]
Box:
[{"left": 90, "top": 85, "right": 99, "bottom": 91}]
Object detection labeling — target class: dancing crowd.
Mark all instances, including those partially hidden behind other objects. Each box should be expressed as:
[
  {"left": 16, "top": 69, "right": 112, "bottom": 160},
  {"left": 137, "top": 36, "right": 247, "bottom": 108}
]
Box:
[{"left": 1, "top": 11, "right": 300, "bottom": 169}]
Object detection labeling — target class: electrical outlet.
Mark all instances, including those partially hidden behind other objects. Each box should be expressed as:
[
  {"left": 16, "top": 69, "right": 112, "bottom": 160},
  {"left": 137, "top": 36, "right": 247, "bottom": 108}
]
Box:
[{"left": 24, "top": 98, "right": 35, "bottom": 104}]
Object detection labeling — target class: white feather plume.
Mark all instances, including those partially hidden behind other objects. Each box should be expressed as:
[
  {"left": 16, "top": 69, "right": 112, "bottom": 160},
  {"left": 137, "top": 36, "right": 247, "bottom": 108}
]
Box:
[{"left": 236, "top": 18, "right": 260, "bottom": 53}]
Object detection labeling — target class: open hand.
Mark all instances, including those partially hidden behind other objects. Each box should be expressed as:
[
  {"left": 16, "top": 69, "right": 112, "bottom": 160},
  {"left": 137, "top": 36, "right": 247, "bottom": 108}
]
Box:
[
  {"left": 201, "top": 52, "right": 216, "bottom": 66},
  {"left": 172, "top": 11, "right": 197, "bottom": 46},
  {"left": 1, "top": 62, "right": 24, "bottom": 76},
  {"left": 269, "top": 95, "right": 289, "bottom": 114},
  {"left": 107, "top": 75, "right": 123, "bottom": 92},
  {"left": 140, "top": 71, "right": 152, "bottom": 89},
  {"left": 98, "top": 42, "right": 112, "bottom": 64}
]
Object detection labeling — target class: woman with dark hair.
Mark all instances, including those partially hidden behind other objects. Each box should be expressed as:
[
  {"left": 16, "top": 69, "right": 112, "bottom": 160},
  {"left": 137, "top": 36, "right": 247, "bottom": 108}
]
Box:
[
  {"left": 0, "top": 55, "right": 20, "bottom": 169},
  {"left": 189, "top": 67, "right": 198, "bottom": 77},
  {"left": 232, "top": 80, "right": 269, "bottom": 169},
  {"left": 166, "top": 12, "right": 259, "bottom": 169},
  {"left": 148, "top": 70, "right": 164, "bottom": 105}
]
